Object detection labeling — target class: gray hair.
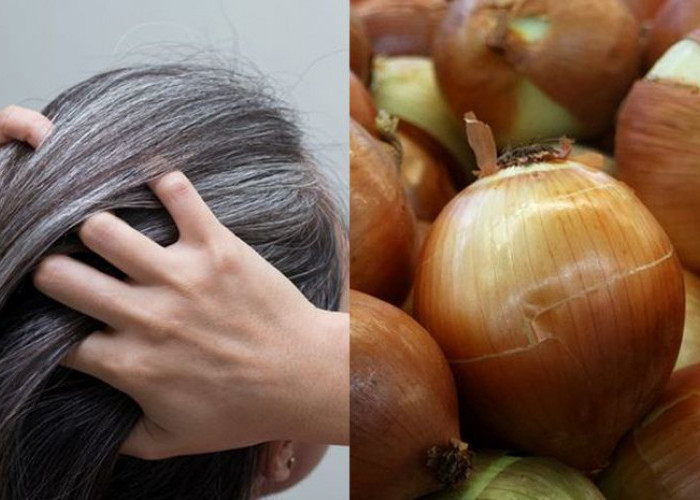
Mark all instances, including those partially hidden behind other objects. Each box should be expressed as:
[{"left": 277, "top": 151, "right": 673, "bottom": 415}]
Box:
[{"left": 0, "top": 64, "right": 344, "bottom": 500}]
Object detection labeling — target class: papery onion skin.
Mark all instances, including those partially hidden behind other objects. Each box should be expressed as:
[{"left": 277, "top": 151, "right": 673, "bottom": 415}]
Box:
[
  {"left": 351, "top": 11, "right": 373, "bottom": 84},
  {"left": 354, "top": 0, "right": 449, "bottom": 56},
  {"left": 675, "top": 270, "right": 700, "bottom": 371},
  {"left": 433, "top": 0, "right": 641, "bottom": 147},
  {"left": 350, "top": 71, "right": 378, "bottom": 134},
  {"left": 350, "top": 290, "right": 470, "bottom": 500},
  {"left": 398, "top": 123, "right": 458, "bottom": 221},
  {"left": 350, "top": 119, "right": 416, "bottom": 305},
  {"left": 414, "top": 158, "right": 684, "bottom": 472},
  {"left": 645, "top": 0, "right": 700, "bottom": 69},
  {"left": 425, "top": 451, "right": 605, "bottom": 500},
  {"left": 598, "top": 364, "right": 700, "bottom": 499},
  {"left": 616, "top": 33, "right": 700, "bottom": 275}
]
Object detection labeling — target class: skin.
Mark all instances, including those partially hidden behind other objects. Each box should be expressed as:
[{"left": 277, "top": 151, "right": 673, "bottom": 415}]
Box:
[{"left": 0, "top": 106, "right": 349, "bottom": 460}]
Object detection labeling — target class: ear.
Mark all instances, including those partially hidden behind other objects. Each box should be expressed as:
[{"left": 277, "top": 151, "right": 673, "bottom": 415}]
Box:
[{"left": 262, "top": 440, "right": 296, "bottom": 484}]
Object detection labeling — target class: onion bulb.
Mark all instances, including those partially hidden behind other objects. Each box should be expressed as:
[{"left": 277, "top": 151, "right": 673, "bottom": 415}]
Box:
[
  {"left": 350, "top": 119, "right": 416, "bottom": 305},
  {"left": 371, "top": 55, "right": 474, "bottom": 178},
  {"left": 351, "top": 11, "right": 373, "bottom": 84},
  {"left": 570, "top": 144, "right": 618, "bottom": 178},
  {"left": 353, "top": 0, "right": 449, "bottom": 56},
  {"left": 675, "top": 270, "right": 700, "bottom": 370},
  {"left": 645, "top": 0, "right": 700, "bottom": 69},
  {"left": 433, "top": 0, "right": 641, "bottom": 147},
  {"left": 350, "top": 71, "right": 378, "bottom": 134},
  {"left": 616, "top": 31, "right": 700, "bottom": 275},
  {"left": 623, "top": 0, "right": 667, "bottom": 21},
  {"left": 598, "top": 364, "right": 700, "bottom": 499},
  {"left": 350, "top": 290, "right": 471, "bottom": 500},
  {"left": 425, "top": 451, "right": 605, "bottom": 499},
  {"left": 413, "top": 116, "right": 685, "bottom": 472}
]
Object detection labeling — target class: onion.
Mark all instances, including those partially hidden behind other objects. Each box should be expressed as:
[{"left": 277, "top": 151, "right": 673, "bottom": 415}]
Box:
[
  {"left": 598, "top": 364, "right": 700, "bottom": 499},
  {"left": 433, "top": 0, "right": 641, "bottom": 147},
  {"left": 616, "top": 31, "right": 700, "bottom": 275},
  {"left": 425, "top": 451, "right": 605, "bottom": 499},
  {"left": 570, "top": 144, "right": 618, "bottom": 178},
  {"left": 398, "top": 122, "right": 458, "bottom": 221},
  {"left": 645, "top": 0, "right": 700, "bottom": 69},
  {"left": 623, "top": 0, "right": 667, "bottom": 21},
  {"left": 350, "top": 119, "right": 416, "bottom": 305},
  {"left": 413, "top": 116, "right": 685, "bottom": 472},
  {"left": 371, "top": 55, "right": 474, "bottom": 178},
  {"left": 354, "top": 0, "right": 449, "bottom": 56},
  {"left": 351, "top": 10, "right": 373, "bottom": 84},
  {"left": 350, "top": 290, "right": 471, "bottom": 500},
  {"left": 675, "top": 270, "right": 700, "bottom": 370},
  {"left": 350, "top": 71, "right": 378, "bottom": 134}
]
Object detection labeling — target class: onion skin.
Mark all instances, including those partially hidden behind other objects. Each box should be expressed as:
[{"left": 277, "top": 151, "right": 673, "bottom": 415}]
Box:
[
  {"left": 414, "top": 158, "right": 684, "bottom": 472},
  {"left": 350, "top": 119, "right": 416, "bottom": 305},
  {"left": 433, "top": 0, "right": 640, "bottom": 146},
  {"left": 350, "top": 71, "right": 378, "bottom": 134},
  {"left": 425, "top": 451, "right": 605, "bottom": 499},
  {"left": 623, "top": 0, "right": 667, "bottom": 20},
  {"left": 399, "top": 123, "right": 458, "bottom": 221},
  {"left": 354, "top": 0, "right": 449, "bottom": 56},
  {"left": 675, "top": 270, "right": 700, "bottom": 371},
  {"left": 351, "top": 11, "right": 373, "bottom": 84},
  {"left": 350, "top": 290, "right": 470, "bottom": 500},
  {"left": 645, "top": 0, "right": 700, "bottom": 69},
  {"left": 598, "top": 364, "right": 700, "bottom": 499},
  {"left": 616, "top": 37, "right": 700, "bottom": 274}
]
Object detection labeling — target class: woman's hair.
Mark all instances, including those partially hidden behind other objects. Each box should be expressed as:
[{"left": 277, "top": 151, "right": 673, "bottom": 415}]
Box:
[{"left": 0, "top": 64, "right": 344, "bottom": 500}]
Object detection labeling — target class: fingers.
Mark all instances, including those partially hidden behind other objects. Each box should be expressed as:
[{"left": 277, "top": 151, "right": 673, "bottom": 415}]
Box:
[
  {"left": 33, "top": 254, "right": 141, "bottom": 329},
  {"left": 61, "top": 329, "right": 123, "bottom": 384},
  {"left": 0, "top": 105, "right": 53, "bottom": 148},
  {"left": 148, "top": 171, "right": 221, "bottom": 244},
  {"left": 78, "top": 212, "right": 172, "bottom": 283}
]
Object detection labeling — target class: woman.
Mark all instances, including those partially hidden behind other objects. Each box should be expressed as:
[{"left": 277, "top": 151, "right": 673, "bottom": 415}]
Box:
[{"left": 0, "top": 64, "right": 347, "bottom": 499}]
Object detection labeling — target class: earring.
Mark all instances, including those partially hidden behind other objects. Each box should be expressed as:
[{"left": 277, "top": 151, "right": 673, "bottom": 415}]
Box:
[{"left": 287, "top": 456, "right": 296, "bottom": 470}]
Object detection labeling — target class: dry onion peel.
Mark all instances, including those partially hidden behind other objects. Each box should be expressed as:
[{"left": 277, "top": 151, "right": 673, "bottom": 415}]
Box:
[{"left": 414, "top": 116, "right": 684, "bottom": 472}]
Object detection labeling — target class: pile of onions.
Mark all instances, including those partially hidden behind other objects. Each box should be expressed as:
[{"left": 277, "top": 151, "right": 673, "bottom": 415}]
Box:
[
  {"left": 598, "top": 364, "right": 700, "bottom": 499},
  {"left": 425, "top": 451, "right": 605, "bottom": 499},
  {"left": 350, "top": 119, "right": 416, "bottom": 305},
  {"left": 645, "top": 0, "right": 700, "bottom": 69},
  {"left": 676, "top": 271, "right": 700, "bottom": 370},
  {"left": 371, "top": 55, "right": 474, "bottom": 176},
  {"left": 351, "top": 11, "right": 372, "bottom": 84},
  {"left": 616, "top": 31, "right": 700, "bottom": 275},
  {"left": 413, "top": 116, "right": 685, "bottom": 472},
  {"left": 350, "top": 290, "right": 471, "bottom": 500},
  {"left": 433, "top": 0, "right": 641, "bottom": 147},
  {"left": 353, "top": 0, "right": 449, "bottom": 56}
]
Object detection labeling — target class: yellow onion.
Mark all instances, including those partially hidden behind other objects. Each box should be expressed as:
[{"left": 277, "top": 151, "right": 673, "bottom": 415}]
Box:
[
  {"left": 351, "top": 10, "right": 373, "bottom": 84},
  {"left": 350, "top": 119, "right": 416, "bottom": 305},
  {"left": 398, "top": 122, "right": 458, "bottom": 221},
  {"left": 616, "top": 31, "right": 700, "bottom": 275},
  {"left": 645, "top": 0, "right": 700, "bottom": 69},
  {"left": 623, "top": 0, "right": 667, "bottom": 21},
  {"left": 350, "top": 71, "right": 378, "bottom": 134},
  {"left": 570, "top": 144, "right": 618, "bottom": 178},
  {"left": 425, "top": 451, "right": 605, "bottom": 500},
  {"left": 350, "top": 290, "right": 471, "bottom": 500},
  {"left": 354, "top": 0, "right": 449, "bottom": 56},
  {"left": 598, "top": 364, "right": 700, "bottom": 499},
  {"left": 433, "top": 0, "right": 641, "bottom": 147},
  {"left": 371, "top": 55, "right": 474, "bottom": 178},
  {"left": 675, "top": 270, "right": 700, "bottom": 370},
  {"left": 413, "top": 116, "right": 685, "bottom": 472}
]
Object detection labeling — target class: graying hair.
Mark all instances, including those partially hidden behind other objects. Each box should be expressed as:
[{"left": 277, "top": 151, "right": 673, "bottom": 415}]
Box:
[{"left": 0, "top": 64, "right": 344, "bottom": 500}]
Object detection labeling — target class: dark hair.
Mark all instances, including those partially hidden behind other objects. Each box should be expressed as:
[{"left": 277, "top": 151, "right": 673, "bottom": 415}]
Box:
[{"left": 0, "top": 64, "right": 344, "bottom": 500}]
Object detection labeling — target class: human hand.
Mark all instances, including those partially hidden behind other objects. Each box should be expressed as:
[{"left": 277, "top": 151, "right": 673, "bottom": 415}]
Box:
[
  {"left": 33, "top": 171, "right": 349, "bottom": 459},
  {"left": 0, "top": 105, "right": 53, "bottom": 148}
]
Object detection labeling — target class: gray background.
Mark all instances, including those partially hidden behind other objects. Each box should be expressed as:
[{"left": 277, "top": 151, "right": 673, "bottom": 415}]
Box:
[{"left": 0, "top": 1, "right": 348, "bottom": 499}]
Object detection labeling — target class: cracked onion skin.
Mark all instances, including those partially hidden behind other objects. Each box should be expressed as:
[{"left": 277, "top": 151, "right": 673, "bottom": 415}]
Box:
[
  {"left": 617, "top": 31, "right": 700, "bottom": 275},
  {"left": 598, "top": 364, "right": 700, "bottom": 499},
  {"left": 350, "top": 290, "right": 469, "bottom": 500},
  {"left": 413, "top": 155, "right": 684, "bottom": 472},
  {"left": 350, "top": 119, "right": 416, "bottom": 305},
  {"left": 433, "top": 0, "right": 640, "bottom": 146}
]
